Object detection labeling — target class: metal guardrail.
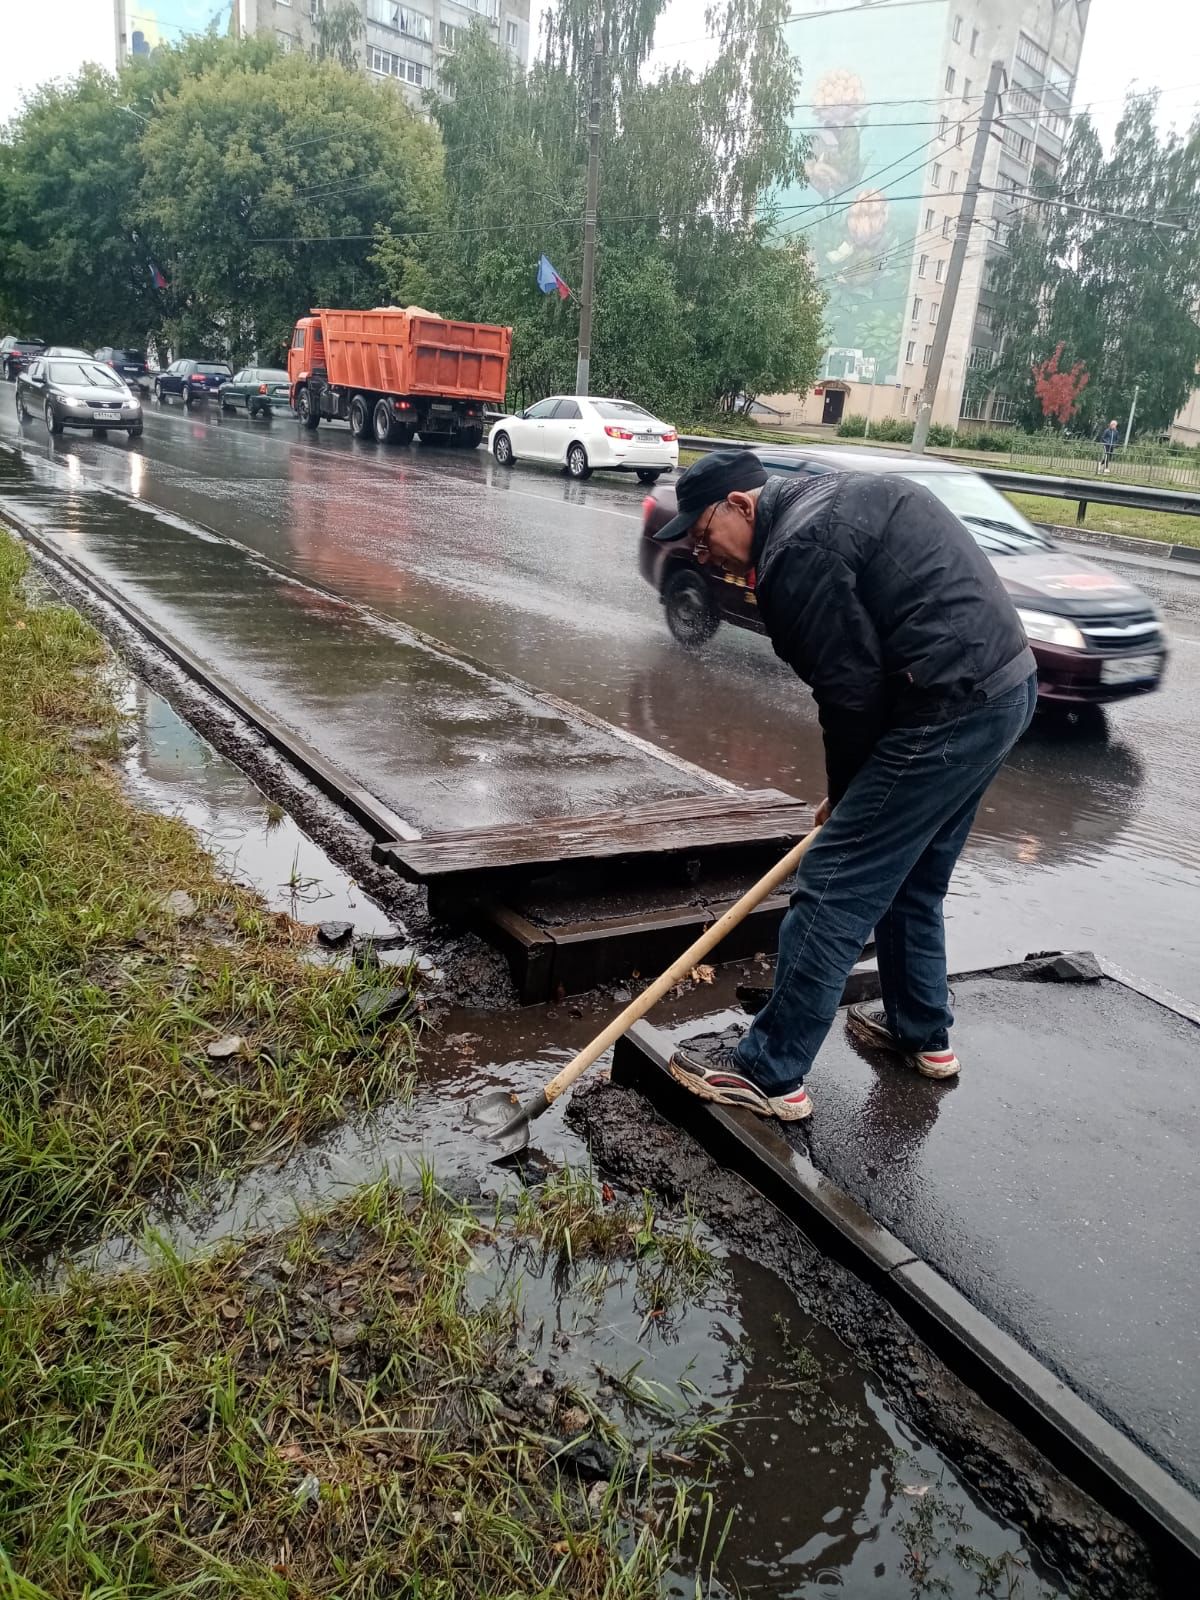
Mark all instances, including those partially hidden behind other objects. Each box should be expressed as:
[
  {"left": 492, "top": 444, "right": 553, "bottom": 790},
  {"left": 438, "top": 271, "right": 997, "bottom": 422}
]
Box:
[{"left": 677, "top": 434, "right": 1200, "bottom": 529}]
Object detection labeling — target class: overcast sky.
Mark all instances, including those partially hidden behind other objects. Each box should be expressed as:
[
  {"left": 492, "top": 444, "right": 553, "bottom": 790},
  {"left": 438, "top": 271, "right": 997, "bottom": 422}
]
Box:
[{"left": 2, "top": 0, "right": 1198, "bottom": 148}]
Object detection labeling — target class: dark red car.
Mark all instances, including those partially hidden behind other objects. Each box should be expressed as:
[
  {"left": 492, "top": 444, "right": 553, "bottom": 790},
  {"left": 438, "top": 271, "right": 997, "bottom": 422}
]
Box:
[
  {"left": 639, "top": 444, "right": 1166, "bottom": 707},
  {"left": 1, "top": 336, "right": 46, "bottom": 382}
]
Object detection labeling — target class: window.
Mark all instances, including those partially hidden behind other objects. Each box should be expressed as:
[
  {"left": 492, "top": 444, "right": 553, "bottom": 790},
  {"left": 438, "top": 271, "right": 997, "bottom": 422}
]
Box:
[
  {"left": 917, "top": 254, "right": 928, "bottom": 277},
  {"left": 942, "top": 214, "right": 953, "bottom": 238},
  {"left": 923, "top": 344, "right": 933, "bottom": 364},
  {"left": 366, "top": 1, "right": 432, "bottom": 40},
  {"left": 525, "top": 397, "right": 561, "bottom": 419},
  {"left": 276, "top": 29, "right": 294, "bottom": 50},
  {"left": 439, "top": 19, "right": 460, "bottom": 47},
  {"left": 956, "top": 121, "right": 964, "bottom": 148},
  {"left": 931, "top": 162, "right": 942, "bottom": 187},
  {"left": 963, "top": 77, "right": 971, "bottom": 101},
  {"left": 905, "top": 340, "right": 916, "bottom": 364},
  {"left": 952, "top": 14, "right": 962, "bottom": 42},
  {"left": 369, "top": 46, "right": 425, "bottom": 84},
  {"left": 976, "top": 303, "right": 994, "bottom": 330},
  {"left": 969, "top": 346, "right": 990, "bottom": 370},
  {"left": 901, "top": 386, "right": 911, "bottom": 414},
  {"left": 935, "top": 258, "right": 945, "bottom": 282},
  {"left": 970, "top": 26, "right": 978, "bottom": 55},
  {"left": 1048, "top": 58, "right": 1072, "bottom": 96},
  {"left": 924, "top": 207, "right": 935, "bottom": 231},
  {"left": 505, "top": 18, "right": 519, "bottom": 47},
  {"left": 939, "top": 113, "right": 949, "bottom": 138},
  {"left": 945, "top": 66, "right": 956, "bottom": 93},
  {"left": 911, "top": 295, "right": 922, "bottom": 321},
  {"left": 1017, "top": 32, "right": 1047, "bottom": 74},
  {"left": 929, "top": 302, "right": 939, "bottom": 324},
  {"left": 552, "top": 399, "right": 581, "bottom": 420},
  {"left": 947, "top": 170, "right": 958, "bottom": 192}
]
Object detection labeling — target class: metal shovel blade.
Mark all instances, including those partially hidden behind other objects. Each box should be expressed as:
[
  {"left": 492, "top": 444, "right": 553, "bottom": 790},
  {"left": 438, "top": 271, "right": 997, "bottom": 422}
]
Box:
[{"left": 469, "top": 1088, "right": 533, "bottom": 1162}]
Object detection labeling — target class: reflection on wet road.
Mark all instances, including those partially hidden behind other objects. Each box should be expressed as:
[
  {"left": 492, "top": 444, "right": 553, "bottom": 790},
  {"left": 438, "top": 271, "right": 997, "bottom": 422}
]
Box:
[{"left": 1, "top": 396, "right": 1197, "bottom": 998}]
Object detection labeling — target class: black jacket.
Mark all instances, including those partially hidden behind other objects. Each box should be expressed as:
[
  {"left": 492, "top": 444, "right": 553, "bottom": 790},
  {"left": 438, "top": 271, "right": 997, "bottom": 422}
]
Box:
[{"left": 752, "top": 471, "right": 1035, "bottom": 803}]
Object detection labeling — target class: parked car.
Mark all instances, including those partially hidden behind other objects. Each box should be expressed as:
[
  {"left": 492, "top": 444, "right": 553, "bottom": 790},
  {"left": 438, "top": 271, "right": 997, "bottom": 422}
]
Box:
[
  {"left": 488, "top": 396, "right": 678, "bottom": 482},
  {"left": 16, "top": 355, "right": 143, "bottom": 438},
  {"left": 219, "top": 367, "right": 292, "bottom": 418},
  {"left": 1, "top": 336, "right": 46, "bottom": 381},
  {"left": 639, "top": 444, "right": 1167, "bottom": 707},
  {"left": 43, "top": 346, "right": 93, "bottom": 359},
  {"left": 154, "top": 358, "right": 233, "bottom": 405},
  {"left": 94, "top": 347, "right": 153, "bottom": 392}
]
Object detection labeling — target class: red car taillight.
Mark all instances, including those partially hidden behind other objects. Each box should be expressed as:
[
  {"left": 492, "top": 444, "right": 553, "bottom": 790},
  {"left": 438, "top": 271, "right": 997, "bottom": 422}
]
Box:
[
  {"left": 662, "top": 430, "right": 677, "bottom": 442},
  {"left": 605, "top": 425, "right": 634, "bottom": 440}
]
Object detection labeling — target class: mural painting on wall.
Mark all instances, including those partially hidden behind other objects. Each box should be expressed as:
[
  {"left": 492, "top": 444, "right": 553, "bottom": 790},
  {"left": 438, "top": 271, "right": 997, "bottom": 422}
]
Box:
[{"left": 779, "top": 0, "right": 948, "bottom": 385}]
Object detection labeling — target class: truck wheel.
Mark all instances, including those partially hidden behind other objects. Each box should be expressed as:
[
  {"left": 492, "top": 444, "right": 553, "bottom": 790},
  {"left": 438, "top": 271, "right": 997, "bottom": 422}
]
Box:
[
  {"left": 566, "top": 441, "right": 592, "bottom": 480},
  {"left": 664, "top": 567, "right": 720, "bottom": 648},
  {"left": 373, "top": 399, "right": 399, "bottom": 443},
  {"left": 297, "top": 387, "right": 320, "bottom": 430},
  {"left": 350, "top": 394, "right": 372, "bottom": 439},
  {"left": 459, "top": 427, "right": 483, "bottom": 450},
  {"left": 492, "top": 431, "right": 514, "bottom": 466}
]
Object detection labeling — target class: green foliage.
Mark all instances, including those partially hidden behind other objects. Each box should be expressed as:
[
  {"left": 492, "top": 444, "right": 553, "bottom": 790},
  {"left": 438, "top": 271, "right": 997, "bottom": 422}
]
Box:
[
  {"left": 311, "top": 0, "right": 365, "bottom": 69},
  {"left": 400, "top": 1, "right": 825, "bottom": 417},
  {"left": 989, "top": 95, "right": 1200, "bottom": 434},
  {"left": 138, "top": 44, "right": 442, "bottom": 363}
]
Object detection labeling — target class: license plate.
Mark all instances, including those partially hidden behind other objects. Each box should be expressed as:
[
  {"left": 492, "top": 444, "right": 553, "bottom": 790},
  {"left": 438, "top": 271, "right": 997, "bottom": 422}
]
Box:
[
  {"left": 94, "top": 409, "right": 122, "bottom": 421},
  {"left": 1100, "top": 654, "right": 1161, "bottom": 685},
  {"left": 636, "top": 433, "right": 660, "bottom": 443}
]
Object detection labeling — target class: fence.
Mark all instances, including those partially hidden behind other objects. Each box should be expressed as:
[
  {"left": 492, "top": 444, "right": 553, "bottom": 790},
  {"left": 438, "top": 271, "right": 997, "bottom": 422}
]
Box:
[{"left": 1009, "top": 444, "right": 1200, "bottom": 491}]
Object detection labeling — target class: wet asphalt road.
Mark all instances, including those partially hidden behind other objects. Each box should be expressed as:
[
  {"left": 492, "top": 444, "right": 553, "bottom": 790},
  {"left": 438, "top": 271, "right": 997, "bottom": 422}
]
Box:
[{"left": 1, "top": 395, "right": 1198, "bottom": 1003}]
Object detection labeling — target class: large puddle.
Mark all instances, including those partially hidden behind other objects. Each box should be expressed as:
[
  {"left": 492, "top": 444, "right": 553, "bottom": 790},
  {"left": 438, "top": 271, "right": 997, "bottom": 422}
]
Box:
[{"left": 471, "top": 1226, "right": 1071, "bottom": 1597}]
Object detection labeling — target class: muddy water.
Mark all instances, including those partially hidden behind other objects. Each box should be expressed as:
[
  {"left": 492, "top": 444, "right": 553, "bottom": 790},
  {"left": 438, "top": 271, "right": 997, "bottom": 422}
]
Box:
[
  {"left": 470, "top": 1235, "right": 1072, "bottom": 1598},
  {"left": 119, "top": 676, "right": 398, "bottom": 932}
]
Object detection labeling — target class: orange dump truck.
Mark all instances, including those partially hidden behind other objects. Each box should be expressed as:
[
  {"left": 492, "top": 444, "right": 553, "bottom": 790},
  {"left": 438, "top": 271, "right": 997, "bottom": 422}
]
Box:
[{"left": 287, "top": 306, "right": 512, "bottom": 446}]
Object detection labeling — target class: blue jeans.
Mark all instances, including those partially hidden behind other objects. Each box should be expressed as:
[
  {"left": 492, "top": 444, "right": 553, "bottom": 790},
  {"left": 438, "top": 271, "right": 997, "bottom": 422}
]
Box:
[{"left": 736, "top": 673, "right": 1038, "bottom": 1094}]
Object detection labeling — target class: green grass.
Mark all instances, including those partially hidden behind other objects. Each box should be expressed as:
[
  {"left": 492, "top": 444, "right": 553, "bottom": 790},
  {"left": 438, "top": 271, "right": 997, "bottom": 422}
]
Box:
[
  {"left": 1005, "top": 492, "right": 1200, "bottom": 548},
  {"left": 0, "top": 532, "right": 418, "bottom": 1261},
  {"left": 0, "top": 1175, "right": 723, "bottom": 1598}
]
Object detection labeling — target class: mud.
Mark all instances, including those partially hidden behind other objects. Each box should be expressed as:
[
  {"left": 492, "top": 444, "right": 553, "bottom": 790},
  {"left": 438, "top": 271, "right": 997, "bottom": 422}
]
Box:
[{"left": 568, "top": 1081, "right": 1161, "bottom": 1599}]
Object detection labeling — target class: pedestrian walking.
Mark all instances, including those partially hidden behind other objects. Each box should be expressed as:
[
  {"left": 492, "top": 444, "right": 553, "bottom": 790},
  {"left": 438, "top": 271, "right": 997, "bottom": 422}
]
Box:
[
  {"left": 1098, "top": 419, "right": 1120, "bottom": 473},
  {"left": 653, "top": 451, "right": 1037, "bottom": 1121}
]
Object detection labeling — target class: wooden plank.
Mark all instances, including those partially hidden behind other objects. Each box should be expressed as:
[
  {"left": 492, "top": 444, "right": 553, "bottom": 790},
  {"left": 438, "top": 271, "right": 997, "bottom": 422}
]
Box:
[{"left": 373, "top": 789, "right": 808, "bottom": 885}]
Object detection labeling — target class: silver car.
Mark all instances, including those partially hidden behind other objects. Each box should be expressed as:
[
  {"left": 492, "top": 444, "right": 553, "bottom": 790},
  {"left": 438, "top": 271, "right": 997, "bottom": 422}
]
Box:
[{"left": 16, "top": 356, "right": 144, "bottom": 439}]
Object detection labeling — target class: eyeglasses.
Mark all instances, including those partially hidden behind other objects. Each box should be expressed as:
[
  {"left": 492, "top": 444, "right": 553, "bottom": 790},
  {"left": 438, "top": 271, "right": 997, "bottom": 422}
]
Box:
[{"left": 692, "top": 501, "right": 721, "bottom": 554}]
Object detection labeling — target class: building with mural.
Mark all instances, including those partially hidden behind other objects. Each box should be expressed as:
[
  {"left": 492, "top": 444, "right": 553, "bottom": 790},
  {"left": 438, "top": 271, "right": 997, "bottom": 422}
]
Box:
[
  {"left": 112, "top": 0, "right": 532, "bottom": 102},
  {"left": 763, "top": 0, "right": 1090, "bottom": 431}
]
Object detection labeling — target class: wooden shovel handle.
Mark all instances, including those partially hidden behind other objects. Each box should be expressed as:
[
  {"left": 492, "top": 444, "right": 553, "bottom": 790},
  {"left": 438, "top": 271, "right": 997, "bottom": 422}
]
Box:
[{"left": 542, "top": 824, "right": 820, "bottom": 1105}]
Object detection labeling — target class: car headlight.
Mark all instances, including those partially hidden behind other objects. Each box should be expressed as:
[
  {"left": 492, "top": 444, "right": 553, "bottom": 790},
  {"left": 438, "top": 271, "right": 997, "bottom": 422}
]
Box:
[
  {"left": 127, "top": 398, "right": 141, "bottom": 410},
  {"left": 1016, "top": 608, "right": 1085, "bottom": 649},
  {"left": 63, "top": 395, "right": 88, "bottom": 408}
]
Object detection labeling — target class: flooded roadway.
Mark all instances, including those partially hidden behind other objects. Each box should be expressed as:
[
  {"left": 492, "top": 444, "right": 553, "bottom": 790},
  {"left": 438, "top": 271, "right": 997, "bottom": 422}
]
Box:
[{"left": 1, "top": 397, "right": 1197, "bottom": 1002}]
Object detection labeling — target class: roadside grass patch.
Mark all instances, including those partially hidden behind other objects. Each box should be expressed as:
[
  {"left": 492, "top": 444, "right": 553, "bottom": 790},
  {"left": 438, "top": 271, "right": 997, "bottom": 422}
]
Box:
[
  {"left": 1005, "top": 491, "right": 1200, "bottom": 548},
  {"left": 0, "top": 532, "right": 416, "bottom": 1261},
  {"left": 0, "top": 1178, "right": 723, "bottom": 1599}
]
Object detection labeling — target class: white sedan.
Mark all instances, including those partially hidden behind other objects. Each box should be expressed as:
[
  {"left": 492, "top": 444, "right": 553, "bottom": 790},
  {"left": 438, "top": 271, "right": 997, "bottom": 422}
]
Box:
[{"left": 488, "top": 395, "right": 678, "bottom": 482}]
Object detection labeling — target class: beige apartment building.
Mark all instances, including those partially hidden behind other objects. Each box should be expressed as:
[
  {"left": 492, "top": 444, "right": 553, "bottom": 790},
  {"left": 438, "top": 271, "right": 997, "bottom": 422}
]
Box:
[
  {"left": 763, "top": 0, "right": 1090, "bottom": 432},
  {"left": 113, "top": 0, "right": 533, "bottom": 101}
]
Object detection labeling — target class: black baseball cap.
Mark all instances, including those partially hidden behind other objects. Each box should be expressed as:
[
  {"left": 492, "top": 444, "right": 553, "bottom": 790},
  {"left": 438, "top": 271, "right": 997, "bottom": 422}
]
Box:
[{"left": 652, "top": 449, "right": 769, "bottom": 542}]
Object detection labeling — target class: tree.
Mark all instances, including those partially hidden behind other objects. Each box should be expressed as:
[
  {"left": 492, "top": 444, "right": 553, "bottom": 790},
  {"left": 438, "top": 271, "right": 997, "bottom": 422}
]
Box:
[
  {"left": 990, "top": 94, "right": 1200, "bottom": 435},
  {"left": 312, "top": 1, "right": 365, "bottom": 71},
  {"left": 137, "top": 42, "right": 443, "bottom": 362},
  {"left": 1031, "top": 342, "right": 1089, "bottom": 427},
  {"left": 402, "top": 0, "right": 824, "bottom": 418}
]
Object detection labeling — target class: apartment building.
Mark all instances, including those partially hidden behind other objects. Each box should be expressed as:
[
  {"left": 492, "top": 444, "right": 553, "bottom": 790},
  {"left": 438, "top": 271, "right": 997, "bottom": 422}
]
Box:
[
  {"left": 113, "top": 0, "right": 532, "bottom": 101},
  {"left": 763, "top": 0, "right": 1090, "bottom": 431}
]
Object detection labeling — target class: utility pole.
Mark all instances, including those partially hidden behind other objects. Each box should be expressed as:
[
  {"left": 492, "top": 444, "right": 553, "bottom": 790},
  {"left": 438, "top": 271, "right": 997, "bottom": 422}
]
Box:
[
  {"left": 910, "top": 57, "right": 1005, "bottom": 455},
  {"left": 1123, "top": 384, "right": 1140, "bottom": 448},
  {"left": 575, "top": 25, "right": 604, "bottom": 396}
]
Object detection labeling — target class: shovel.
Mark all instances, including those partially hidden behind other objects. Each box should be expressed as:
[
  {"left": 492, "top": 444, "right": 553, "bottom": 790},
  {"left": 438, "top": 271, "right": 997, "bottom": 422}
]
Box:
[{"left": 473, "top": 824, "right": 821, "bottom": 1160}]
